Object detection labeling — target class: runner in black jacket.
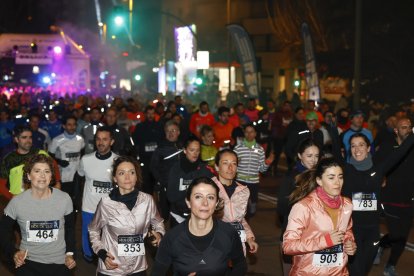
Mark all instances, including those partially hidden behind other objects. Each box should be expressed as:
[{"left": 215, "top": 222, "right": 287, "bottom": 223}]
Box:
[
  {"left": 330, "top": 124, "right": 414, "bottom": 276},
  {"left": 167, "top": 137, "right": 214, "bottom": 227}
]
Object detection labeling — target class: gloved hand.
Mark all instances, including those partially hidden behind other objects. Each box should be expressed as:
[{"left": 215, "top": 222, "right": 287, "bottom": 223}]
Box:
[{"left": 57, "top": 159, "right": 70, "bottom": 168}]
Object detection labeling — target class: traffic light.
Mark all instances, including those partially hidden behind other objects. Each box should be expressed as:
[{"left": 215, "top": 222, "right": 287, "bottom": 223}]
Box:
[
  {"left": 114, "top": 15, "right": 124, "bottom": 26},
  {"left": 195, "top": 77, "right": 203, "bottom": 85},
  {"left": 134, "top": 74, "right": 142, "bottom": 81}
]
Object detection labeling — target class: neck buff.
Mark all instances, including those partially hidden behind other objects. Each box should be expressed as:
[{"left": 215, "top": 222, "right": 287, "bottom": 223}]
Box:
[
  {"left": 349, "top": 153, "right": 373, "bottom": 171},
  {"left": 243, "top": 138, "right": 256, "bottom": 148},
  {"left": 316, "top": 186, "right": 342, "bottom": 209},
  {"left": 63, "top": 131, "right": 76, "bottom": 139}
]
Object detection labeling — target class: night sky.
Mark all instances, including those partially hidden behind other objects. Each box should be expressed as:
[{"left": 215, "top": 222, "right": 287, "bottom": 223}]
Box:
[{"left": 1, "top": 0, "right": 414, "bottom": 102}]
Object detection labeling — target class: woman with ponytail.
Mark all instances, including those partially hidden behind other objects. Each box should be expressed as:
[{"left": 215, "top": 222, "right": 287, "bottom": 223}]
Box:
[
  {"left": 277, "top": 138, "right": 321, "bottom": 275},
  {"left": 283, "top": 158, "right": 356, "bottom": 275}
]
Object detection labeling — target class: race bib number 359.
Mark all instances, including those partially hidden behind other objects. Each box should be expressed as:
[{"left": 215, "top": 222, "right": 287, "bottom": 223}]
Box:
[
  {"left": 312, "top": 244, "right": 343, "bottom": 267},
  {"left": 117, "top": 234, "right": 145, "bottom": 256},
  {"left": 230, "top": 222, "right": 247, "bottom": 242},
  {"left": 26, "top": 220, "right": 59, "bottom": 243}
]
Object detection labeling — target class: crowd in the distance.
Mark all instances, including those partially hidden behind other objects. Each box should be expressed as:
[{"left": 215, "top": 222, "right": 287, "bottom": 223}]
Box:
[{"left": 0, "top": 87, "right": 413, "bottom": 276}]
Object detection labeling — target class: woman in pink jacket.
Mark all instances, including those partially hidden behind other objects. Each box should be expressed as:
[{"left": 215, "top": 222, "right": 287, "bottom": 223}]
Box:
[
  {"left": 88, "top": 156, "right": 165, "bottom": 276},
  {"left": 283, "top": 158, "right": 356, "bottom": 275},
  {"left": 212, "top": 149, "right": 258, "bottom": 255}
]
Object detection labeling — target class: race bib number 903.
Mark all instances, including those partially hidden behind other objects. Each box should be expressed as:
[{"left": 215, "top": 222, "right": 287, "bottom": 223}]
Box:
[
  {"left": 26, "top": 220, "right": 59, "bottom": 243},
  {"left": 312, "top": 244, "right": 343, "bottom": 267},
  {"left": 117, "top": 234, "right": 145, "bottom": 256}
]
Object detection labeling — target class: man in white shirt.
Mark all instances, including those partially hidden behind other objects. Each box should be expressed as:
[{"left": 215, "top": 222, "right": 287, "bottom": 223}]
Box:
[
  {"left": 77, "top": 126, "right": 118, "bottom": 262},
  {"left": 49, "top": 115, "right": 85, "bottom": 206}
]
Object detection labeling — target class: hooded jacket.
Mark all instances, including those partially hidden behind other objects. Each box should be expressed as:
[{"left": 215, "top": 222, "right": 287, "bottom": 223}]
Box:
[
  {"left": 212, "top": 177, "right": 255, "bottom": 255},
  {"left": 283, "top": 191, "right": 354, "bottom": 276}
]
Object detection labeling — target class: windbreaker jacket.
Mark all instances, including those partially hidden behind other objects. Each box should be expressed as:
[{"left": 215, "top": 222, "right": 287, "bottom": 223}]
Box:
[
  {"left": 283, "top": 191, "right": 354, "bottom": 276},
  {"left": 212, "top": 176, "right": 255, "bottom": 255},
  {"left": 88, "top": 192, "right": 165, "bottom": 275}
]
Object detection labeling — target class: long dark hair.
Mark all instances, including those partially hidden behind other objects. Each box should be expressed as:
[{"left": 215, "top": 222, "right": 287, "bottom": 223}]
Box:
[{"left": 289, "top": 158, "right": 342, "bottom": 204}]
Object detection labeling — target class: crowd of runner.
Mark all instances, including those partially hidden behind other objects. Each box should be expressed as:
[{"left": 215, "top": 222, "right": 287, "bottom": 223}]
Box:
[{"left": 0, "top": 87, "right": 413, "bottom": 275}]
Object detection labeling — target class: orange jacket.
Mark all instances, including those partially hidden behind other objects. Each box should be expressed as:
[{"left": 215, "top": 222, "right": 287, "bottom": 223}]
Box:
[
  {"left": 283, "top": 191, "right": 354, "bottom": 276},
  {"left": 189, "top": 112, "right": 216, "bottom": 137}
]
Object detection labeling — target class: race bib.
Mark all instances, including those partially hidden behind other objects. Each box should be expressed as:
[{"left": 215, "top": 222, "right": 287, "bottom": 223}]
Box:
[
  {"left": 65, "top": 152, "right": 81, "bottom": 162},
  {"left": 312, "top": 244, "right": 343, "bottom": 267},
  {"left": 93, "top": 180, "right": 112, "bottom": 194},
  {"left": 352, "top": 192, "right": 377, "bottom": 211},
  {"left": 26, "top": 220, "right": 59, "bottom": 243},
  {"left": 230, "top": 222, "right": 247, "bottom": 242},
  {"left": 144, "top": 142, "right": 157, "bottom": 152},
  {"left": 178, "top": 178, "right": 192, "bottom": 191},
  {"left": 117, "top": 234, "right": 145, "bottom": 256}
]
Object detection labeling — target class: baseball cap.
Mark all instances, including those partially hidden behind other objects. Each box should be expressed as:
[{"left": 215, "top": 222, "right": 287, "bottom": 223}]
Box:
[{"left": 306, "top": 111, "right": 318, "bottom": 121}]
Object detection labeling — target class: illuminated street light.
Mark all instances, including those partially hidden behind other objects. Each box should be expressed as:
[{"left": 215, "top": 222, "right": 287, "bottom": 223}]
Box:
[
  {"left": 114, "top": 16, "right": 124, "bottom": 26},
  {"left": 134, "top": 74, "right": 142, "bottom": 81}
]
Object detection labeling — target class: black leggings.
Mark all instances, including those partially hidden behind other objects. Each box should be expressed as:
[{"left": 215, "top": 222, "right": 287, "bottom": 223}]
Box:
[
  {"left": 348, "top": 225, "right": 379, "bottom": 276},
  {"left": 381, "top": 205, "right": 413, "bottom": 266},
  {"left": 16, "top": 260, "right": 70, "bottom": 276}
]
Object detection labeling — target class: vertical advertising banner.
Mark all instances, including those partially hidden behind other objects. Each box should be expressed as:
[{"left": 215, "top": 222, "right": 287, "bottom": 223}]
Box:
[
  {"left": 301, "top": 22, "right": 321, "bottom": 101},
  {"left": 226, "top": 24, "right": 259, "bottom": 97},
  {"left": 174, "top": 25, "right": 197, "bottom": 93}
]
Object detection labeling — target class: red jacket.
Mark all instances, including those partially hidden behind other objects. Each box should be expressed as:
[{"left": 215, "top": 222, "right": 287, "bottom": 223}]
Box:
[{"left": 189, "top": 112, "right": 215, "bottom": 137}]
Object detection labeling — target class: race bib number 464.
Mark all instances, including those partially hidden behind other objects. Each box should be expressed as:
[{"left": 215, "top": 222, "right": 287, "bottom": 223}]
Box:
[
  {"left": 312, "top": 244, "right": 343, "bottom": 267},
  {"left": 352, "top": 192, "right": 377, "bottom": 211},
  {"left": 117, "top": 234, "right": 145, "bottom": 256},
  {"left": 26, "top": 220, "right": 59, "bottom": 243}
]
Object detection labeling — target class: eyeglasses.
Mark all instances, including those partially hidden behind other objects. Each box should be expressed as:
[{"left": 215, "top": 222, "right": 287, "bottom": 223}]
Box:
[{"left": 166, "top": 129, "right": 179, "bottom": 133}]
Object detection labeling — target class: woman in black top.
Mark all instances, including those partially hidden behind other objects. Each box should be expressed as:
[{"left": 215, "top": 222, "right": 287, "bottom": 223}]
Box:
[
  {"left": 152, "top": 177, "right": 247, "bottom": 276},
  {"left": 330, "top": 127, "right": 414, "bottom": 275},
  {"left": 276, "top": 138, "right": 321, "bottom": 276},
  {"left": 167, "top": 136, "right": 213, "bottom": 227}
]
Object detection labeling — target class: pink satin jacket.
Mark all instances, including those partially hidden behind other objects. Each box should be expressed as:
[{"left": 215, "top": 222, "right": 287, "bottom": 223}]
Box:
[
  {"left": 89, "top": 192, "right": 165, "bottom": 275},
  {"left": 283, "top": 191, "right": 355, "bottom": 276}
]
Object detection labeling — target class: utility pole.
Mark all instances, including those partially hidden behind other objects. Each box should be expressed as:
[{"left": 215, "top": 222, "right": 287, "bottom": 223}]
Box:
[
  {"left": 227, "top": 0, "right": 232, "bottom": 97},
  {"left": 353, "top": 0, "right": 362, "bottom": 109}
]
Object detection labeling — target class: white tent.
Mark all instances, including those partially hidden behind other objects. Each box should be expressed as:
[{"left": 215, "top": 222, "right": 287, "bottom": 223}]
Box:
[{"left": 0, "top": 33, "right": 90, "bottom": 89}]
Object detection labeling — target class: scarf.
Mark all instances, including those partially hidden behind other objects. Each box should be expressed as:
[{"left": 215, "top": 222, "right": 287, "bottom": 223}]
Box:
[
  {"left": 316, "top": 186, "right": 342, "bottom": 209},
  {"left": 109, "top": 187, "right": 139, "bottom": 211},
  {"left": 243, "top": 139, "right": 256, "bottom": 148},
  {"left": 63, "top": 131, "right": 77, "bottom": 139},
  {"left": 294, "top": 161, "right": 308, "bottom": 173},
  {"left": 349, "top": 153, "right": 373, "bottom": 171},
  {"left": 180, "top": 153, "right": 200, "bottom": 173}
]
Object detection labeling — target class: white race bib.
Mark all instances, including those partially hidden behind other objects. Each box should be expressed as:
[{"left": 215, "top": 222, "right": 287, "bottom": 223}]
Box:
[
  {"left": 178, "top": 178, "right": 192, "bottom": 191},
  {"left": 312, "top": 244, "right": 343, "bottom": 267},
  {"left": 352, "top": 192, "right": 377, "bottom": 211},
  {"left": 230, "top": 222, "right": 247, "bottom": 242},
  {"left": 26, "top": 220, "right": 59, "bottom": 243},
  {"left": 144, "top": 143, "right": 157, "bottom": 152},
  {"left": 65, "top": 152, "right": 81, "bottom": 162},
  {"left": 93, "top": 180, "right": 112, "bottom": 194},
  {"left": 117, "top": 234, "right": 145, "bottom": 256}
]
